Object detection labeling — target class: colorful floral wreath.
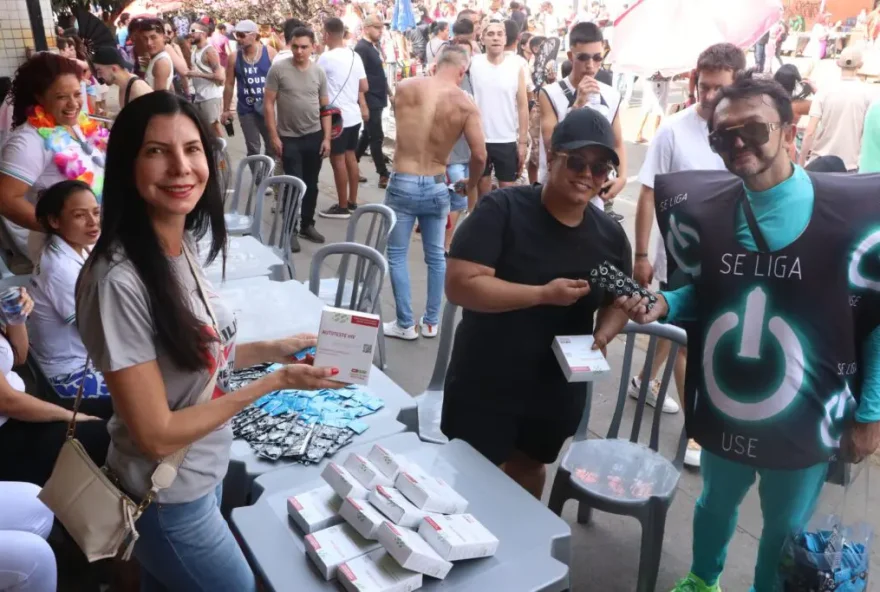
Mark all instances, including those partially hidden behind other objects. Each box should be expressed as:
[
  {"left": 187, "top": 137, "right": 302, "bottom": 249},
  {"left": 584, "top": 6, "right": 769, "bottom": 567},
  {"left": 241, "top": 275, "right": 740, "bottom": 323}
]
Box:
[{"left": 27, "top": 106, "right": 108, "bottom": 200}]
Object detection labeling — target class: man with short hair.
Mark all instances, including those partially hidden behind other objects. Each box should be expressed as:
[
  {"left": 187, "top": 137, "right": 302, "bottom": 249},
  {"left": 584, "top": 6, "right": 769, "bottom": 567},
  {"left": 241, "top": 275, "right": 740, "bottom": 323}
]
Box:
[
  {"left": 137, "top": 18, "right": 173, "bottom": 91},
  {"left": 456, "top": 10, "right": 482, "bottom": 54},
  {"left": 383, "top": 45, "right": 487, "bottom": 341},
  {"left": 618, "top": 70, "right": 880, "bottom": 592},
  {"left": 318, "top": 18, "right": 368, "bottom": 220},
  {"left": 443, "top": 108, "right": 631, "bottom": 499},
  {"left": 538, "top": 22, "right": 627, "bottom": 210},
  {"left": 273, "top": 18, "right": 306, "bottom": 64},
  {"left": 223, "top": 19, "right": 277, "bottom": 170},
  {"left": 187, "top": 22, "right": 225, "bottom": 138},
  {"left": 265, "top": 27, "right": 330, "bottom": 249},
  {"left": 630, "top": 44, "right": 745, "bottom": 452},
  {"left": 509, "top": 1, "right": 527, "bottom": 29},
  {"left": 445, "top": 39, "right": 476, "bottom": 252},
  {"left": 799, "top": 47, "right": 874, "bottom": 171},
  {"left": 91, "top": 46, "right": 151, "bottom": 110},
  {"left": 355, "top": 14, "right": 392, "bottom": 189},
  {"left": 470, "top": 21, "right": 529, "bottom": 197}
]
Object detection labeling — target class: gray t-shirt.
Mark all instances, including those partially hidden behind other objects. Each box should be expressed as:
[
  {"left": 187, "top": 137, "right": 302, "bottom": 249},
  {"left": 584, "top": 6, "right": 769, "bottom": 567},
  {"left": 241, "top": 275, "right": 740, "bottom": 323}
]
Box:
[
  {"left": 449, "top": 73, "right": 474, "bottom": 165},
  {"left": 265, "top": 58, "right": 328, "bottom": 138},
  {"left": 76, "top": 242, "right": 237, "bottom": 504}
]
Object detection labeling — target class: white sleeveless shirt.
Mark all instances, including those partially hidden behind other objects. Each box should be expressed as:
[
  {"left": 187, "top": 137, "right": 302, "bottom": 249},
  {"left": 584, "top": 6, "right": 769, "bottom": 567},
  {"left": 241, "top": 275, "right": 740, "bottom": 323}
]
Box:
[
  {"left": 191, "top": 45, "right": 222, "bottom": 102},
  {"left": 145, "top": 50, "right": 174, "bottom": 91}
]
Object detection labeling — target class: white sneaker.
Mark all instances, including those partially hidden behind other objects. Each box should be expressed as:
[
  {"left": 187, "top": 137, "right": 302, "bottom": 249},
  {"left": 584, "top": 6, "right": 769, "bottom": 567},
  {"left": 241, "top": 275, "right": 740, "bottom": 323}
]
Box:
[
  {"left": 419, "top": 317, "right": 438, "bottom": 338},
  {"left": 383, "top": 321, "right": 418, "bottom": 341},
  {"left": 627, "top": 377, "right": 680, "bottom": 414},
  {"left": 684, "top": 439, "right": 702, "bottom": 467}
]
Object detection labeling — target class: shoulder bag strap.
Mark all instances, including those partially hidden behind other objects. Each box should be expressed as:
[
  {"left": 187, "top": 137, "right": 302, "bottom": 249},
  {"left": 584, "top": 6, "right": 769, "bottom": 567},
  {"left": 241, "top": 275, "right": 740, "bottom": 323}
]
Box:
[
  {"left": 739, "top": 194, "right": 771, "bottom": 253},
  {"left": 329, "top": 50, "right": 357, "bottom": 106},
  {"left": 123, "top": 77, "right": 138, "bottom": 106}
]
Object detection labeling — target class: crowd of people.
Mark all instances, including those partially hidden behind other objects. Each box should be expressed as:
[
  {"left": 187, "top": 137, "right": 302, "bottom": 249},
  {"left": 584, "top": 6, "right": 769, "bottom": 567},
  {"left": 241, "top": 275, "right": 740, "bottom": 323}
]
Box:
[{"left": 0, "top": 1, "right": 877, "bottom": 591}]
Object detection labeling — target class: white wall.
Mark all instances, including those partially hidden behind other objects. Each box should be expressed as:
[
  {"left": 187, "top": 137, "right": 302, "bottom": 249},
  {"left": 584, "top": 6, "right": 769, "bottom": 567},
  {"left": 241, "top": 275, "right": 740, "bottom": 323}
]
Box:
[{"left": 0, "top": 0, "right": 55, "bottom": 78}]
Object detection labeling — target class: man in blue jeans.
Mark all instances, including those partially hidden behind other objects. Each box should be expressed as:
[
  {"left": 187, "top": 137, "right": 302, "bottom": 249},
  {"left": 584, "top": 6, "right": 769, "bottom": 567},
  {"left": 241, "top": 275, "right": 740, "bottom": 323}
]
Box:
[{"left": 383, "top": 45, "right": 486, "bottom": 341}]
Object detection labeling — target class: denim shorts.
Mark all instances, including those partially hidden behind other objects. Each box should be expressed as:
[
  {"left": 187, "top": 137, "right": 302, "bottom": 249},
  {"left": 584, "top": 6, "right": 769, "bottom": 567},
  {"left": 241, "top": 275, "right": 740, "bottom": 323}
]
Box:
[{"left": 447, "top": 163, "right": 469, "bottom": 213}]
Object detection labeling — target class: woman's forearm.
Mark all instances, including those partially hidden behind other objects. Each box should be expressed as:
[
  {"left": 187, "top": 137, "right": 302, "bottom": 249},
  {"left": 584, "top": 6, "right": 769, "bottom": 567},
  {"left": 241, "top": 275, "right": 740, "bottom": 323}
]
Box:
[
  {"left": 0, "top": 390, "right": 72, "bottom": 423},
  {"left": 0, "top": 197, "right": 39, "bottom": 231},
  {"left": 235, "top": 340, "right": 273, "bottom": 369},
  {"left": 129, "top": 372, "right": 282, "bottom": 460}
]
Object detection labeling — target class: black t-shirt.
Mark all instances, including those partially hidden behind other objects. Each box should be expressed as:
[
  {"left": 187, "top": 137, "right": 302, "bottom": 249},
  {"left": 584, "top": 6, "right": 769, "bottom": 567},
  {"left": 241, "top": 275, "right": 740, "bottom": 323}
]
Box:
[
  {"left": 445, "top": 185, "right": 632, "bottom": 409},
  {"left": 354, "top": 38, "right": 388, "bottom": 110}
]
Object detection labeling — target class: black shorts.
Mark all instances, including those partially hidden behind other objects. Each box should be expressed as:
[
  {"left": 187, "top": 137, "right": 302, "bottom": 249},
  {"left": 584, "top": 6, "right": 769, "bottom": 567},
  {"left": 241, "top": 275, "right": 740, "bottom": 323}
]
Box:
[
  {"left": 440, "top": 386, "right": 587, "bottom": 465},
  {"left": 481, "top": 142, "right": 519, "bottom": 182},
  {"left": 331, "top": 123, "right": 361, "bottom": 155}
]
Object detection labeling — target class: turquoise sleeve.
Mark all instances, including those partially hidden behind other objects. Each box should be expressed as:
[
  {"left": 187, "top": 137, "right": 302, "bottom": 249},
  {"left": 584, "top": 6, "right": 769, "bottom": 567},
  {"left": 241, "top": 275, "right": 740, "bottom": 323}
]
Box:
[
  {"left": 856, "top": 324, "right": 880, "bottom": 423},
  {"left": 659, "top": 284, "right": 697, "bottom": 324}
]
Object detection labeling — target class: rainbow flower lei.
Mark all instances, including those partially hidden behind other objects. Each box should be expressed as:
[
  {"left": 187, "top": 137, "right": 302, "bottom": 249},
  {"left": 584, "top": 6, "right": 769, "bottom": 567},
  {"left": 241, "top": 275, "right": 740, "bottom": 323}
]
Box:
[{"left": 27, "top": 106, "right": 108, "bottom": 200}]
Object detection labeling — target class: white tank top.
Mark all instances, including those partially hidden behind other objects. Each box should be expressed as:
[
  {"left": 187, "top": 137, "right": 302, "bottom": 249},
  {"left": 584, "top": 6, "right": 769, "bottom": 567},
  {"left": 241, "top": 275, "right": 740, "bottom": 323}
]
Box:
[
  {"left": 469, "top": 53, "right": 523, "bottom": 143},
  {"left": 538, "top": 76, "right": 622, "bottom": 195},
  {"left": 191, "top": 45, "right": 223, "bottom": 102},
  {"left": 0, "top": 332, "right": 25, "bottom": 428},
  {"left": 145, "top": 50, "right": 174, "bottom": 91}
]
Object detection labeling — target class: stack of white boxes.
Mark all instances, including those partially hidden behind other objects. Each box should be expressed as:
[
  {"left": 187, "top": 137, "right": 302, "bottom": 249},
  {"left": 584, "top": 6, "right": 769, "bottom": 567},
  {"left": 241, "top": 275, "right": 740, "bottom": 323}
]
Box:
[{"left": 288, "top": 444, "right": 500, "bottom": 591}]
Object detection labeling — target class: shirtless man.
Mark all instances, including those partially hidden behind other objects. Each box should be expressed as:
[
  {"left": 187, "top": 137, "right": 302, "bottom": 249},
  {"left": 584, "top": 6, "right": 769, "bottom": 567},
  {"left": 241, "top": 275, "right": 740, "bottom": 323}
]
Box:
[
  {"left": 383, "top": 45, "right": 487, "bottom": 341},
  {"left": 91, "top": 46, "right": 151, "bottom": 111}
]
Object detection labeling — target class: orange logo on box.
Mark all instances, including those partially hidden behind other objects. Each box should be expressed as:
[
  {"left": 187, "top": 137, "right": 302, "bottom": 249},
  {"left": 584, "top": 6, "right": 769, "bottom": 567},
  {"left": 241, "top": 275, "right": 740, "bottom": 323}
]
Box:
[
  {"left": 425, "top": 516, "right": 442, "bottom": 531},
  {"left": 351, "top": 315, "right": 380, "bottom": 327},
  {"left": 377, "top": 486, "right": 392, "bottom": 498},
  {"left": 348, "top": 497, "right": 362, "bottom": 511},
  {"left": 305, "top": 534, "right": 319, "bottom": 550},
  {"left": 289, "top": 496, "right": 303, "bottom": 511}
]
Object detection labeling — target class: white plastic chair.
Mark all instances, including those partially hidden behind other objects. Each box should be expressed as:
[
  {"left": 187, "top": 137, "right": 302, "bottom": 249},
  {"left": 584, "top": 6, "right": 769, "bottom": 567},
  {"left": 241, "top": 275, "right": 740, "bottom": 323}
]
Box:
[
  {"left": 224, "top": 154, "right": 275, "bottom": 236},
  {"left": 252, "top": 175, "right": 305, "bottom": 280}
]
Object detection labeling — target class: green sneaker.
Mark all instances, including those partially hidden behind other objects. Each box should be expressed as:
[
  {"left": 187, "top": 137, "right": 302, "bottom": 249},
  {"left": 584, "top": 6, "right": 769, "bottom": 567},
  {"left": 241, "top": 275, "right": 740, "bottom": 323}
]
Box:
[{"left": 670, "top": 573, "right": 721, "bottom": 592}]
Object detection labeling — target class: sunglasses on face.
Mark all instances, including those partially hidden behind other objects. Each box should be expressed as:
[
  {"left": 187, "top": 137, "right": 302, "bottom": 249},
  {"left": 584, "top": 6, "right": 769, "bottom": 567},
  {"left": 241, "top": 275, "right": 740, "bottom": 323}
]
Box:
[
  {"left": 559, "top": 151, "right": 612, "bottom": 177},
  {"left": 708, "top": 121, "right": 785, "bottom": 154},
  {"left": 234, "top": 32, "right": 248, "bottom": 38},
  {"left": 574, "top": 52, "right": 603, "bottom": 63}
]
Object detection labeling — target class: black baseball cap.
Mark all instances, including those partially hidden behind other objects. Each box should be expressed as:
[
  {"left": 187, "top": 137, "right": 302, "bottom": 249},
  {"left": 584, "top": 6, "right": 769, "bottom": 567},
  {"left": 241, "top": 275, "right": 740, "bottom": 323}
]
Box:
[
  {"left": 91, "top": 46, "right": 131, "bottom": 70},
  {"left": 550, "top": 107, "right": 619, "bottom": 166}
]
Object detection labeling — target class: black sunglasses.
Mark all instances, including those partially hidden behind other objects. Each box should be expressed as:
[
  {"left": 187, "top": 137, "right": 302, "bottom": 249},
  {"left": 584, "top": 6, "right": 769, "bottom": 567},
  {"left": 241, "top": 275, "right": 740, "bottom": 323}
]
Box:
[
  {"left": 559, "top": 151, "right": 612, "bottom": 177},
  {"left": 234, "top": 31, "right": 249, "bottom": 38},
  {"left": 574, "top": 52, "right": 603, "bottom": 63},
  {"left": 708, "top": 121, "right": 785, "bottom": 154}
]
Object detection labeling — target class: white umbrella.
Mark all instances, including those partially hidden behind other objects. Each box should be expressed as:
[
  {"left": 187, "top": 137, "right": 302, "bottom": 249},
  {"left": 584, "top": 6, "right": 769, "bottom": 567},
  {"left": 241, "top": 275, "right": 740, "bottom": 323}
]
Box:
[{"left": 607, "top": 0, "right": 784, "bottom": 77}]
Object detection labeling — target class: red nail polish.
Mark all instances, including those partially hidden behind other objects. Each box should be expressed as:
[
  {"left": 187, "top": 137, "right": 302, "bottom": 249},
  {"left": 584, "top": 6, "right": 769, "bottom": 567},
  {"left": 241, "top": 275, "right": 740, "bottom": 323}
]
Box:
[{"left": 331, "top": 368, "right": 339, "bottom": 375}]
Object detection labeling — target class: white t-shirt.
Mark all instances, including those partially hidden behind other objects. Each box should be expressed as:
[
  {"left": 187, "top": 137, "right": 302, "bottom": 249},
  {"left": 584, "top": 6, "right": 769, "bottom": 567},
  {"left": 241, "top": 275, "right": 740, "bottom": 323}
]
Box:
[
  {"left": 0, "top": 332, "right": 25, "bottom": 428},
  {"left": 145, "top": 50, "right": 174, "bottom": 91},
  {"left": 807, "top": 78, "right": 876, "bottom": 171},
  {"left": 318, "top": 48, "right": 367, "bottom": 128},
  {"left": 28, "top": 234, "right": 90, "bottom": 378},
  {"left": 637, "top": 105, "right": 725, "bottom": 283},
  {"left": 470, "top": 53, "right": 523, "bottom": 143},
  {"left": 273, "top": 49, "right": 292, "bottom": 64},
  {"left": 0, "top": 124, "right": 104, "bottom": 261}
]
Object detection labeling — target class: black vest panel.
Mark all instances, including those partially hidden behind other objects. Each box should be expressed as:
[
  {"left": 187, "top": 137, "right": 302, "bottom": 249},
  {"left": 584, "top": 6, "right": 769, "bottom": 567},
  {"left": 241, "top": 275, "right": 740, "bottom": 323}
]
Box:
[{"left": 654, "top": 170, "right": 880, "bottom": 469}]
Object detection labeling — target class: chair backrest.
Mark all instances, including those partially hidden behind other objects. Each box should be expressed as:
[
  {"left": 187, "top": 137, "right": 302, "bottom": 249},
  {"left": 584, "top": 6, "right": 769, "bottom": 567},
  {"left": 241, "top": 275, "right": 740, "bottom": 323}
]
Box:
[
  {"left": 308, "top": 243, "right": 388, "bottom": 316},
  {"left": 572, "top": 322, "right": 688, "bottom": 468},
  {"left": 227, "top": 154, "right": 275, "bottom": 215},
  {"left": 345, "top": 204, "right": 397, "bottom": 255},
  {"left": 426, "top": 300, "right": 459, "bottom": 391},
  {"left": 213, "top": 137, "right": 232, "bottom": 197},
  {"left": 252, "top": 175, "right": 305, "bottom": 280}
]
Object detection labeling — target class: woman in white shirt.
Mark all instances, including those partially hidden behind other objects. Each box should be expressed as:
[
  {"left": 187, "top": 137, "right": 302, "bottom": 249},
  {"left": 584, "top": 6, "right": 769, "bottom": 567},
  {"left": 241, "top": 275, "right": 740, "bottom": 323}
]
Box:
[
  {"left": 0, "top": 288, "right": 108, "bottom": 485},
  {"left": 0, "top": 52, "right": 107, "bottom": 262},
  {"left": 29, "top": 180, "right": 108, "bottom": 404},
  {"left": 0, "top": 482, "right": 56, "bottom": 592}
]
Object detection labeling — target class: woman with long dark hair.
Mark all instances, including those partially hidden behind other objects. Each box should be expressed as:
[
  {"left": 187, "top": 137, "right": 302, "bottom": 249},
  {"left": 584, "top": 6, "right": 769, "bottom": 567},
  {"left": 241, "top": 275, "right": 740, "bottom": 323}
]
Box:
[
  {"left": 0, "top": 52, "right": 107, "bottom": 261},
  {"left": 76, "top": 92, "right": 343, "bottom": 590}
]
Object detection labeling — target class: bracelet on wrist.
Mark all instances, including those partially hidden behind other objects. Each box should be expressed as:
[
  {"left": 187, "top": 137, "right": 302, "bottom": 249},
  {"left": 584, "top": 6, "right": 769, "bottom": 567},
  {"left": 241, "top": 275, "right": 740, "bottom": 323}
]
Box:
[{"left": 635, "top": 253, "right": 649, "bottom": 259}]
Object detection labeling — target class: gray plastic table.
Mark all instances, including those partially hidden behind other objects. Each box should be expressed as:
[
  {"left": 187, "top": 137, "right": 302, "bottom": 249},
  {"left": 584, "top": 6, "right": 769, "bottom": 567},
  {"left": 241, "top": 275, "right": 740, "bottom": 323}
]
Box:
[
  {"left": 217, "top": 278, "right": 418, "bottom": 513},
  {"left": 231, "top": 432, "right": 571, "bottom": 592},
  {"left": 200, "top": 235, "right": 287, "bottom": 284}
]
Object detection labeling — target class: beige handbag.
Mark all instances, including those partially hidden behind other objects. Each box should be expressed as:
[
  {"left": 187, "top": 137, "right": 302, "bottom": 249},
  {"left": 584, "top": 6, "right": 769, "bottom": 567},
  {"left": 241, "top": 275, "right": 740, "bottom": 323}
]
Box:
[{"left": 39, "top": 245, "right": 220, "bottom": 562}]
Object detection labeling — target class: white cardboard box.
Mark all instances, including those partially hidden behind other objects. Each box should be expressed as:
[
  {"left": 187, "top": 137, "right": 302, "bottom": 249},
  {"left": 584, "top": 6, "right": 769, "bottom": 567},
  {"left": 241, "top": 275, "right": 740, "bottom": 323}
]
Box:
[
  {"left": 344, "top": 453, "right": 394, "bottom": 489},
  {"left": 338, "top": 548, "right": 423, "bottom": 592},
  {"left": 367, "top": 444, "right": 406, "bottom": 480},
  {"left": 552, "top": 335, "right": 612, "bottom": 382},
  {"left": 322, "top": 462, "right": 369, "bottom": 499},
  {"left": 377, "top": 521, "right": 453, "bottom": 580},
  {"left": 304, "top": 523, "right": 382, "bottom": 580},
  {"left": 340, "top": 496, "right": 386, "bottom": 540},
  {"left": 394, "top": 466, "right": 468, "bottom": 514},
  {"left": 368, "top": 486, "right": 432, "bottom": 528},
  {"left": 418, "top": 514, "right": 500, "bottom": 561},
  {"left": 313, "top": 306, "right": 381, "bottom": 385},
  {"left": 286, "top": 485, "right": 344, "bottom": 534}
]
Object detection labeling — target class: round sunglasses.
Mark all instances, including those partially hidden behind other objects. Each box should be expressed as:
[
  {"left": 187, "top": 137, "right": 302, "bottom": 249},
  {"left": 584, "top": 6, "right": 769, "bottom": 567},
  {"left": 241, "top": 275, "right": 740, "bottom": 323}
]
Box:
[{"left": 559, "top": 151, "right": 613, "bottom": 177}]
